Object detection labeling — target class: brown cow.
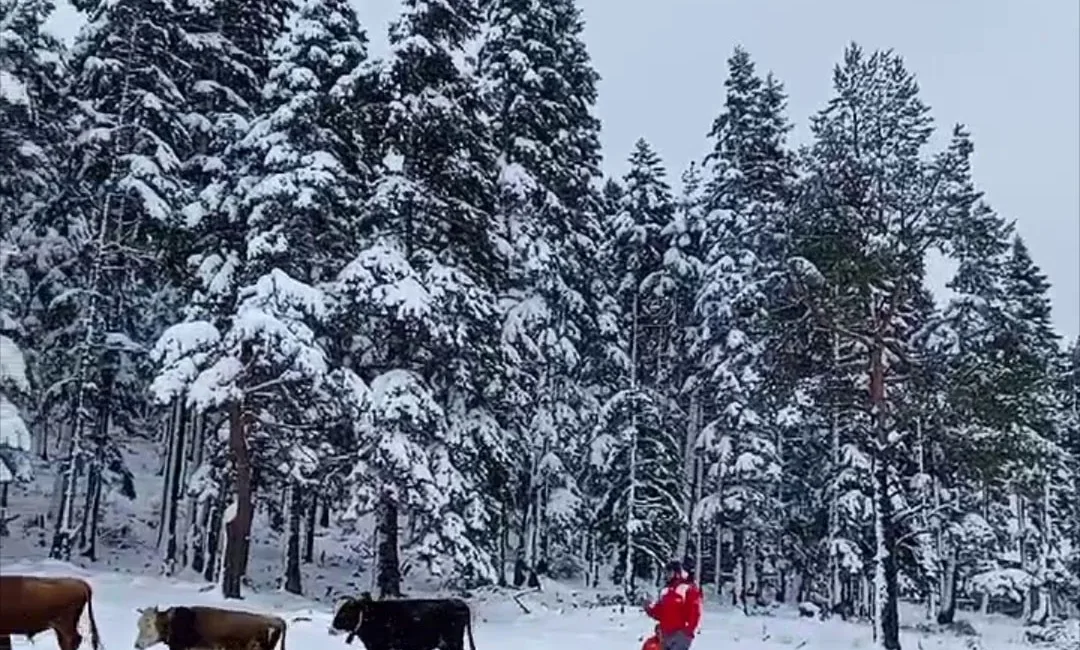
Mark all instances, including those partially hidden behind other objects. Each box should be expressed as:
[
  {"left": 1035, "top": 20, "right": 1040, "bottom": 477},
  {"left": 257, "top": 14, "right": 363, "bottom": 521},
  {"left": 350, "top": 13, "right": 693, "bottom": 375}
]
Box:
[
  {"left": 0, "top": 575, "right": 102, "bottom": 650},
  {"left": 134, "top": 605, "right": 287, "bottom": 650}
]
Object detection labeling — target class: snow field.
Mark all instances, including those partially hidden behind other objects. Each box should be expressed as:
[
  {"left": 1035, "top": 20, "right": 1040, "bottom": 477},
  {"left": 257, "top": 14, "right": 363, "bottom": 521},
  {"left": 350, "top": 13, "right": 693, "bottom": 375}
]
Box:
[{"left": 0, "top": 560, "right": 1051, "bottom": 650}]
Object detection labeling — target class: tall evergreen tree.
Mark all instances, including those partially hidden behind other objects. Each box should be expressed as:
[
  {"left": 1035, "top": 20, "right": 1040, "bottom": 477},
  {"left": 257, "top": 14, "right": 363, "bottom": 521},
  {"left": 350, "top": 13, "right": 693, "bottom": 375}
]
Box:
[
  {"left": 0, "top": 0, "right": 65, "bottom": 226},
  {"left": 693, "top": 46, "right": 794, "bottom": 604},
  {"left": 592, "top": 139, "right": 683, "bottom": 594},
  {"left": 0, "top": 0, "right": 64, "bottom": 485},
  {"left": 0, "top": 246, "right": 32, "bottom": 486},
  {"left": 152, "top": 0, "right": 372, "bottom": 597},
  {"left": 43, "top": 0, "right": 194, "bottom": 560},
  {"left": 478, "top": 0, "right": 609, "bottom": 580},
  {"left": 793, "top": 44, "right": 986, "bottom": 648},
  {"left": 331, "top": 0, "right": 505, "bottom": 595}
]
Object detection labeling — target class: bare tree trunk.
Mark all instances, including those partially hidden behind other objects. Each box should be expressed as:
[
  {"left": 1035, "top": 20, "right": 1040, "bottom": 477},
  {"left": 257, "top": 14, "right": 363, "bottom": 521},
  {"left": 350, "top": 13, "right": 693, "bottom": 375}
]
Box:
[
  {"left": 936, "top": 551, "right": 958, "bottom": 624},
  {"left": 81, "top": 464, "right": 104, "bottom": 562},
  {"left": 827, "top": 328, "right": 842, "bottom": 612},
  {"left": 693, "top": 445, "right": 703, "bottom": 586},
  {"left": 714, "top": 525, "right": 723, "bottom": 597},
  {"left": 77, "top": 460, "right": 97, "bottom": 550},
  {"left": 184, "top": 410, "right": 206, "bottom": 571},
  {"left": 157, "top": 400, "right": 178, "bottom": 550},
  {"left": 497, "top": 496, "right": 507, "bottom": 585},
  {"left": 624, "top": 291, "right": 640, "bottom": 598},
  {"left": 222, "top": 395, "right": 253, "bottom": 599},
  {"left": 203, "top": 481, "right": 226, "bottom": 583},
  {"left": 162, "top": 400, "right": 187, "bottom": 574},
  {"left": 283, "top": 482, "right": 303, "bottom": 594},
  {"left": 676, "top": 391, "right": 699, "bottom": 561},
  {"left": 303, "top": 490, "right": 317, "bottom": 564},
  {"left": 870, "top": 340, "right": 901, "bottom": 650},
  {"left": 319, "top": 496, "right": 330, "bottom": 528},
  {"left": 376, "top": 489, "right": 402, "bottom": 598}
]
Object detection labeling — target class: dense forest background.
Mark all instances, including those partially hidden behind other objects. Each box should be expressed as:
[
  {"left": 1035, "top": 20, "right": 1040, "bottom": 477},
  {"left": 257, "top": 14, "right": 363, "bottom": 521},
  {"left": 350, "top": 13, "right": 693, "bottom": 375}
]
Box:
[{"left": 2, "top": 0, "right": 1077, "bottom": 648}]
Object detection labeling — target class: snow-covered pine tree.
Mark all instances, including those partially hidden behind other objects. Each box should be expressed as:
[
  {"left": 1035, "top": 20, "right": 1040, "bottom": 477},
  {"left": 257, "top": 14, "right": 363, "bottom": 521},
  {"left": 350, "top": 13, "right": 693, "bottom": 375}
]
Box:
[
  {"left": 592, "top": 139, "right": 684, "bottom": 596},
  {"left": 44, "top": 0, "right": 193, "bottom": 561},
  {"left": 478, "top": 0, "right": 609, "bottom": 582},
  {"left": 147, "top": 0, "right": 297, "bottom": 585},
  {"left": 1059, "top": 338, "right": 1080, "bottom": 610},
  {"left": 900, "top": 126, "right": 992, "bottom": 624},
  {"left": 662, "top": 161, "right": 707, "bottom": 571},
  {"left": 933, "top": 176, "right": 1072, "bottom": 623},
  {"left": 693, "top": 47, "right": 792, "bottom": 606},
  {"left": 0, "top": 245, "right": 33, "bottom": 491},
  {"left": 0, "top": 0, "right": 65, "bottom": 227},
  {"left": 995, "top": 237, "right": 1073, "bottom": 623},
  {"left": 330, "top": 0, "right": 505, "bottom": 596},
  {"left": 151, "top": 0, "right": 372, "bottom": 598},
  {"left": 0, "top": 0, "right": 65, "bottom": 489},
  {"left": 793, "top": 44, "right": 988, "bottom": 649}
]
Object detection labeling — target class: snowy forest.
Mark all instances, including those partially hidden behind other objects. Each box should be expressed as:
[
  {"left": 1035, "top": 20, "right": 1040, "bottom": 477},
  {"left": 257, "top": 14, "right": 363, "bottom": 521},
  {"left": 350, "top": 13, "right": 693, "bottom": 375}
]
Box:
[{"left": 1, "top": 0, "right": 1077, "bottom": 648}]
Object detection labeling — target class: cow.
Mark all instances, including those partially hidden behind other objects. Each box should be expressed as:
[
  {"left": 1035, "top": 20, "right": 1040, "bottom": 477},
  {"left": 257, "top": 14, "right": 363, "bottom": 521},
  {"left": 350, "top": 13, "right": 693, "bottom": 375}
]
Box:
[
  {"left": 134, "top": 605, "right": 287, "bottom": 650},
  {"left": 0, "top": 575, "right": 102, "bottom": 650},
  {"left": 329, "top": 592, "right": 476, "bottom": 650}
]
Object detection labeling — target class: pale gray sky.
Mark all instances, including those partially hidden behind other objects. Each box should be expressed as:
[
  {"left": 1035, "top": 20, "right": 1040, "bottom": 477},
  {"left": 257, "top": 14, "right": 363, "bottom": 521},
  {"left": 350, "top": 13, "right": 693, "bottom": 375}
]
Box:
[{"left": 47, "top": 0, "right": 1079, "bottom": 342}]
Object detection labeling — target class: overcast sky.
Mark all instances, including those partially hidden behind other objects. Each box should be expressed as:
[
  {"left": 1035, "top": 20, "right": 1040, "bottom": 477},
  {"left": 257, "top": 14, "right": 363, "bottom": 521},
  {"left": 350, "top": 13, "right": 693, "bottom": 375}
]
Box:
[{"left": 47, "top": 0, "right": 1079, "bottom": 342}]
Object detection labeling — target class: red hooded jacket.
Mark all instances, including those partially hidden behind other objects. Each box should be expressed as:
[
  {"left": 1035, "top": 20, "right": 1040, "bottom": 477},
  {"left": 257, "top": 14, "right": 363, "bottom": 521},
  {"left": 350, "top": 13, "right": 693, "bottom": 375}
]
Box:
[{"left": 644, "top": 573, "right": 703, "bottom": 638}]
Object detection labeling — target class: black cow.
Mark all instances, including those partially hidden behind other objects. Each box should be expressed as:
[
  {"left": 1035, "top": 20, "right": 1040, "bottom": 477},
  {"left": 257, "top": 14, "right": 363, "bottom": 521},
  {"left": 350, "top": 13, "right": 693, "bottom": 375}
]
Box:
[{"left": 329, "top": 592, "right": 476, "bottom": 650}]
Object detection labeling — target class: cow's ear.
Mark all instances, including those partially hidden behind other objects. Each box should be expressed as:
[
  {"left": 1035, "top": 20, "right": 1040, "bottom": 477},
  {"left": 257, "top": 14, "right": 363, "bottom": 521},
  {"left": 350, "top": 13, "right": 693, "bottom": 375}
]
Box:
[
  {"left": 359, "top": 591, "right": 372, "bottom": 602},
  {"left": 136, "top": 607, "right": 145, "bottom": 614}
]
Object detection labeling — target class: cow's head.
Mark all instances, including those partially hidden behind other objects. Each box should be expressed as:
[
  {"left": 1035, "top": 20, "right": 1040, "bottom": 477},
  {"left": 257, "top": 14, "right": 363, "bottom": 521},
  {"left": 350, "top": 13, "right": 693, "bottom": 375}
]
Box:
[
  {"left": 330, "top": 592, "right": 373, "bottom": 643},
  {"left": 133, "top": 607, "right": 165, "bottom": 649}
]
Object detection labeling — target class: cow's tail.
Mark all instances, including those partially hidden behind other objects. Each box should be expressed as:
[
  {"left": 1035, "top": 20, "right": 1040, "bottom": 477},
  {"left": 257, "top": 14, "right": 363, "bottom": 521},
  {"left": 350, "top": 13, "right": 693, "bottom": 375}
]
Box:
[
  {"left": 466, "top": 607, "right": 477, "bottom": 650},
  {"left": 84, "top": 582, "right": 102, "bottom": 650},
  {"left": 276, "top": 618, "right": 287, "bottom": 650}
]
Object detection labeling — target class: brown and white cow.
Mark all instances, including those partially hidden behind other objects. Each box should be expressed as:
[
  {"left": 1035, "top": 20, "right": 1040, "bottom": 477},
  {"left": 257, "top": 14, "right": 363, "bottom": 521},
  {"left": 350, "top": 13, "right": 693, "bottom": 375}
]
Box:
[
  {"left": 0, "top": 575, "right": 102, "bottom": 650},
  {"left": 134, "top": 605, "right": 286, "bottom": 650}
]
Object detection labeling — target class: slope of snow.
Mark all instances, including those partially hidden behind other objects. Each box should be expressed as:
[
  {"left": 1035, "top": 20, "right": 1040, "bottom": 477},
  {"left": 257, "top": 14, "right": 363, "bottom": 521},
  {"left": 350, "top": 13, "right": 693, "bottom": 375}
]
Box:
[{"left": 0, "top": 559, "right": 1053, "bottom": 650}]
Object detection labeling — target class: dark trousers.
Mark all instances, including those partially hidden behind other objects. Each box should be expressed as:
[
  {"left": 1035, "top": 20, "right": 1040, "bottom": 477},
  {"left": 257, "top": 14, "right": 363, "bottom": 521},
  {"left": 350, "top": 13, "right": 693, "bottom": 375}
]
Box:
[{"left": 662, "top": 630, "right": 692, "bottom": 650}]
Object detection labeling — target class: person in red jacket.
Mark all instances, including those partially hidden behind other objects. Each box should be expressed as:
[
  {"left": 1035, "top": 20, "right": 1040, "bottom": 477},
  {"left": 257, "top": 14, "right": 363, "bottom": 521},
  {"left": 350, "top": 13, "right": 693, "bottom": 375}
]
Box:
[{"left": 643, "top": 560, "right": 703, "bottom": 650}]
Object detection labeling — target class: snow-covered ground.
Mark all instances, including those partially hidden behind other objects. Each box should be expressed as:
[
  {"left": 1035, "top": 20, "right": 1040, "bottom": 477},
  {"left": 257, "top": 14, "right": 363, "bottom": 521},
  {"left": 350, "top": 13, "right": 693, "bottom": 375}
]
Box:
[
  {"left": 0, "top": 559, "right": 1060, "bottom": 650},
  {"left": 1, "top": 440, "right": 1073, "bottom": 649}
]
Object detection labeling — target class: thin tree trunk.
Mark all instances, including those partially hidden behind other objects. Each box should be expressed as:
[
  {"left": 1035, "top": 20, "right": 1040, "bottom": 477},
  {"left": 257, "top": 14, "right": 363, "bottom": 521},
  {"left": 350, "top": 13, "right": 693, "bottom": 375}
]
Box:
[
  {"left": 203, "top": 481, "right": 226, "bottom": 583},
  {"left": 319, "top": 496, "right": 330, "bottom": 528},
  {"left": 870, "top": 338, "right": 901, "bottom": 650},
  {"left": 222, "top": 392, "right": 253, "bottom": 599},
  {"left": 624, "top": 291, "right": 640, "bottom": 598},
  {"left": 497, "top": 496, "right": 507, "bottom": 585},
  {"left": 712, "top": 524, "right": 721, "bottom": 596},
  {"left": 162, "top": 401, "right": 188, "bottom": 575},
  {"left": 77, "top": 460, "right": 97, "bottom": 550},
  {"left": 693, "top": 452, "right": 704, "bottom": 586},
  {"left": 81, "top": 464, "right": 103, "bottom": 561},
  {"left": 283, "top": 482, "right": 303, "bottom": 594},
  {"left": 828, "top": 327, "right": 842, "bottom": 611},
  {"left": 376, "top": 489, "right": 402, "bottom": 598},
  {"left": 303, "top": 490, "right": 317, "bottom": 564},
  {"left": 676, "top": 391, "right": 699, "bottom": 561},
  {"left": 183, "top": 409, "right": 205, "bottom": 571},
  {"left": 157, "top": 399, "right": 178, "bottom": 550}
]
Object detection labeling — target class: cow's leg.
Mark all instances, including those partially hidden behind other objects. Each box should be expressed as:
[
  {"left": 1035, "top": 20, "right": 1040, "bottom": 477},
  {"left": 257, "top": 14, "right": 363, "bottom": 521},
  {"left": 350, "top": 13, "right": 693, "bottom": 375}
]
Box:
[
  {"left": 0, "top": 634, "right": 11, "bottom": 650},
  {"left": 264, "top": 627, "right": 283, "bottom": 650},
  {"left": 442, "top": 626, "right": 465, "bottom": 650},
  {"left": 54, "top": 625, "right": 84, "bottom": 650}
]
